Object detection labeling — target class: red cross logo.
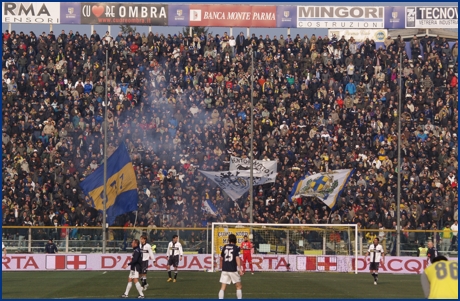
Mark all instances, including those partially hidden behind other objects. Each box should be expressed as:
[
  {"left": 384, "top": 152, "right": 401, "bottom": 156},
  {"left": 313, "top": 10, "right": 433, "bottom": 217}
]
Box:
[
  {"left": 67, "top": 255, "right": 87, "bottom": 270},
  {"left": 317, "top": 256, "right": 337, "bottom": 271}
]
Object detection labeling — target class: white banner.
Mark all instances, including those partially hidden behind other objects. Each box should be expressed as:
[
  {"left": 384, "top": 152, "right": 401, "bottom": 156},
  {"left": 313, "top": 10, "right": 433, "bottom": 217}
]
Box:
[
  {"left": 328, "top": 29, "right": 388, "bottom": 42},
  {"left": 406, "top": 6, "right": 458, "bottom": 29},
  {"left": 200, "top": 170, "right": 273, "bottom": 201},
  {"left": 2, "top": 2, "right": 61, "bottom": 24},
  {"left": 229, "top": 156, "right": 277, "bottom": 180},
  {"left": 297, "top": 6, "right": 384, "bottom": 28},
  {"left": 290, "top": 169, "right": 353, "bottom": 208},
  {"left": 2, "top": 254, "right": 456, "bottom": 274}
]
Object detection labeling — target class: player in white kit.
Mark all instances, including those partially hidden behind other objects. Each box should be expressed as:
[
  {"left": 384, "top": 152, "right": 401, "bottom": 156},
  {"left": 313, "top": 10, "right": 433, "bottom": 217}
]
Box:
[
  {"left": 365, "top": 237, "right": 385, "bottom": 285},
  {"left": 139, "top": 235, "right": 155, "bottom": 291}
]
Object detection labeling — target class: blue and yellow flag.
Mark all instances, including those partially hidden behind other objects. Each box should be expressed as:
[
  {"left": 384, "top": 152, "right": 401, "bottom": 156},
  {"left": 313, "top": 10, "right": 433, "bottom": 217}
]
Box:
[
  {"left": 289, "top": 169, "right": 354, "bottom": 208},
  {"left": 80, "top": 143, "right": 138, "bottom": 225}
]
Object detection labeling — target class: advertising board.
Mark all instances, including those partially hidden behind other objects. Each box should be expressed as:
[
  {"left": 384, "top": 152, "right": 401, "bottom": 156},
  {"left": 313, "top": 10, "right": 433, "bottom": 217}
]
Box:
[
  {"left": 3, "top": 254, "right": 456, "bottom": 274},
  {"left": 297, "top": 6, "right": 385, "bottom": 28},
  {"left": 189, "top": 4, "right": 277, "bottom": 27},
  {"left": 328, "top": 29, "right": 388, "bottom": 42},
  {"left": 3, "top": 2, "right": 61, "bottom": 24},
  {"left": 80, "top": 3, "right": 168, "bottom": 25},
  {"left": 406, "top": 6, "right": 458, "bottom": 28}
]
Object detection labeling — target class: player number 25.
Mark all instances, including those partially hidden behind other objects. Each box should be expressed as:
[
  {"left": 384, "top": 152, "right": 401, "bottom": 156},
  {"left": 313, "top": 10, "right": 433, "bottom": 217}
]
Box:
[
  {"left": 435, "top": 262, "right": 458, "bottom": 280},
  {"left": 224, "top": 249, "right": 233, "bottom": 262}
]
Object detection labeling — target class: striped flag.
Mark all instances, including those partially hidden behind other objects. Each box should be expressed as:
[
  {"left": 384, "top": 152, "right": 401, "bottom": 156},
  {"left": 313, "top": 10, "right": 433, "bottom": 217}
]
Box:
[
  {"left": 46, "top": 255, "right": 66, "bottom": 270},
  {"left": 202, "top": 199, "right": 219, "bottom": 216},
  {"left": 45, "top": 255, "right": 87, "bottom": 270}
]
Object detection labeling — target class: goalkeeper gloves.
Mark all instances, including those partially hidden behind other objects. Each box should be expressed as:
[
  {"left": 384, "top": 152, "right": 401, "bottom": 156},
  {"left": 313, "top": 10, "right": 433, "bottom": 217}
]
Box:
[{"left": 152, "top": 244, "right": 157, "bottom": 253}]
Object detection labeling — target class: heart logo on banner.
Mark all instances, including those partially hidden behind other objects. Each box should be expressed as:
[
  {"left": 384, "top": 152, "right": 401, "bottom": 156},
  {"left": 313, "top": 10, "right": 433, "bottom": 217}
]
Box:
[{"left": 92, "top": 5, "right": 105, "bottom": 18}]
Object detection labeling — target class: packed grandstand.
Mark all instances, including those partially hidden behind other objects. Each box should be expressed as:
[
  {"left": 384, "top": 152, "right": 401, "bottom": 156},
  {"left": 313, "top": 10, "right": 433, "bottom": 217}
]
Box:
[{"left": 1, "top": 28, "right": 458, "bottom": 254}]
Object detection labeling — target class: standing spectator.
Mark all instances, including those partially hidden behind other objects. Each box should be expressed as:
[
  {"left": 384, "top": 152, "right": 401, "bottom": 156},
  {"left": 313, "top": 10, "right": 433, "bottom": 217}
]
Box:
[
  {"left": 440, "top": 224, "right": 453, "bottom": 254},
  {"left": 45, "top": 238, "right": 58, "bottom": 253},
  {"left": 451, "top": 220, "right": 458, "bottom": 251},
  {"left": 426, "top": 241, "right": 438, "bottom": 264}
]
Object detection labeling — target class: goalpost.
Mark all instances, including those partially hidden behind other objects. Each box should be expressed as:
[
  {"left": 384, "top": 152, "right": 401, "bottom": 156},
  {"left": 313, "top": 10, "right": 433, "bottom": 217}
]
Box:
[{"left": 211, "top": 223, "right": 358, "bottom": 274}]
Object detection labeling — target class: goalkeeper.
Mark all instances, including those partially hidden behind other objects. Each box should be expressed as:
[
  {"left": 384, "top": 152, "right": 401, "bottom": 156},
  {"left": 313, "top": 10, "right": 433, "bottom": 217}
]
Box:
[{"left": 240, "top": 235, "right": 254, "bottom": 274}]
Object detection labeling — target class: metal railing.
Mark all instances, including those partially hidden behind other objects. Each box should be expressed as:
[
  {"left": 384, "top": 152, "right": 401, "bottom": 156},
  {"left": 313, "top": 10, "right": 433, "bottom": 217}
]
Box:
[{"left": 1, "top": 226, "right": 457, "bottom": 257}]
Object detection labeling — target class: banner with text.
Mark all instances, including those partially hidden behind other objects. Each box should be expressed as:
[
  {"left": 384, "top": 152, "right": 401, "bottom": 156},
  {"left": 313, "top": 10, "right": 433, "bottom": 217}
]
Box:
[
  {"left": 214, "top": 227, "right": 250, "bottom": 253},
  {"left": 200, "top": 170, "right": 274, "bottom": 201},
  {"left": 405, "top": 6, "right": 458, "bottom": 28},
  {"left": 2, "top": 254, "right": 456, "bottom": 273},
  {"left": 328, "top": 29, "right": 388, "bottom": 42},
  {"left": 384, "top": 6, "right": 406, "bottom": 29},
  {"left": 229, "top": 156, "right": 277, "bottom": 180},
  {"left": 189, "top": 4, "right": 277, "bottom": 27},
  {"left": 80, "top": 3, "right": 168, "bottom": 25},
  {"left": 3, "top": 2, "right": 61, "bottom": 24},
  {"left": 297, "top": 6, "right": 385, "bottom": 28}
]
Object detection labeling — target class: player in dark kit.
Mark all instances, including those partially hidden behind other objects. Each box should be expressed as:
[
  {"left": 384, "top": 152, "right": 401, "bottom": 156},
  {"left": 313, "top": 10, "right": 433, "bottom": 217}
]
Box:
[
  {"left": 166, "top": 234, "right": 183, "bottom": 282},
  {"left": 218, "top": 234, "right": 244, "bottom": 299},
  {"left": 121, "top": 239, "right": 145, "bottom": 299}
]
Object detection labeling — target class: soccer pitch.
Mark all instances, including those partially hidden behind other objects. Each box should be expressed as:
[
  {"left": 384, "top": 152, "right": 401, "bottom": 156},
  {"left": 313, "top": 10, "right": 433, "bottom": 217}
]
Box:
[{"left": 2, "top": 271, "right": 424, "bottom": 299}]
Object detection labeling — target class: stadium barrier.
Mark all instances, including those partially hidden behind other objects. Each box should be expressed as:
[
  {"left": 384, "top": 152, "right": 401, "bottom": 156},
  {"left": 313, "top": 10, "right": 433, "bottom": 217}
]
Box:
[
  {"left": 1, "top": 226, "right": 457, "bottom": 257},
  {"left": 1, "top": 253, "right": 457, "bottom": 273}
]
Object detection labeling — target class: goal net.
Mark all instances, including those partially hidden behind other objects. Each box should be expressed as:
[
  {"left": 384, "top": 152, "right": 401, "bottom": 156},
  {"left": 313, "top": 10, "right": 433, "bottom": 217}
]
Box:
[{"left": 211, "top": 223, "right": 358, "bottom": 274}]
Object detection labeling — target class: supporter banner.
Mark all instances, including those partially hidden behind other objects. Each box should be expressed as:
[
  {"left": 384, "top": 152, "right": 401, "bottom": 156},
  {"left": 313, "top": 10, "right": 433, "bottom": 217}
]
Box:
[
  {"left": 2, "top": 2, "right": 61, "bottom": 24},
  {"left": 60, "top": 3, "right": 81, "bottom": 25},
  {"left": 328, "top": 29, "right": 388, "bottom": 42},
  {"left": 290, "top": 169, "right": 354, "bottom": 207},
  {"left": 297, "top": 6, "right": 385, "bottom": 28},
  {"left": 406, "top": 6, "right": 458, "bottom": 28},
  {"left": 199, "top": 170, "right": 274, "bottom": 201},
  {"left": 80, "top": 3, "right": 168, "bottom": 25},
  {"left": 3, "top": 254, "right": 456, "bottom": 273},
  {"left": 384, "top": 6, "right": 405, "bottom": 29},
  {"left": 189, "top": 4, "right": 277, "bottom": 27},
  {"left": 214, "top": 227, "right": 250, "bottom": 252},
  {"left": 168, "top": 4, "right": 189, "bottom": 27},
  {"left": 202, "top": 199, "right": 219, "bottom": 216},
  {"left": 276, "top": 6, "right": 297, "bottom": 28},
  {"left": 229, "top": 156, "right": 277, "bottom": 180}
]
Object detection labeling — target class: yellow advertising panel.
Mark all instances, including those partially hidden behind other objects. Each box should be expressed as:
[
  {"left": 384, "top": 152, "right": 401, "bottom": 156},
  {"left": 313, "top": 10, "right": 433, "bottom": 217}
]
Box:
[{"left": 214, "top": 226, "right": 250, "bottom": 253}]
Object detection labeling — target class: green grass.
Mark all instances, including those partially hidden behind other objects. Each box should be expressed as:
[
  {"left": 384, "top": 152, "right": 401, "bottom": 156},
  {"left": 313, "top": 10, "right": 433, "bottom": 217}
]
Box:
[{"left": 2, "top": 271, "right": 424, "bottom": 299}]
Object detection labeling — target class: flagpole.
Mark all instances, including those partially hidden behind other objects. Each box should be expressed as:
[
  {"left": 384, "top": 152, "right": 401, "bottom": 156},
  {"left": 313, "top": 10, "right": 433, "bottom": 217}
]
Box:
[
  {"left": 396, "top": 51, "right": 402, "bottom": 257},
  {"left": 102, "top": 46, "right": 108, "bottom": 254},
  {"left": 249, "top": 48, "right": 254, "bottom": 224}
]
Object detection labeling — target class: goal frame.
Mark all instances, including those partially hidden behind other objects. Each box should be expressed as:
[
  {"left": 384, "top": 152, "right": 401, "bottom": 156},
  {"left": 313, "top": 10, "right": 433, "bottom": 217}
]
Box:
[{"left": 211, "top": 222, "right": 358, "bottom": 274}]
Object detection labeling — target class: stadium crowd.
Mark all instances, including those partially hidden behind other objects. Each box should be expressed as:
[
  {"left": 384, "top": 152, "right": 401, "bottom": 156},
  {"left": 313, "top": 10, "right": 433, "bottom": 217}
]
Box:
[{"left": 1, "top": 28, "right": 458, "bottom": 251}]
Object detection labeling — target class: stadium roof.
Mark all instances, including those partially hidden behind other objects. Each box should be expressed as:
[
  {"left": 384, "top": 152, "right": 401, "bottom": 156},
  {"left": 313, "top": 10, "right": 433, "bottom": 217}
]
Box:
[{"left": 388, "top": 28, "right": 458, "bottom": 41}]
